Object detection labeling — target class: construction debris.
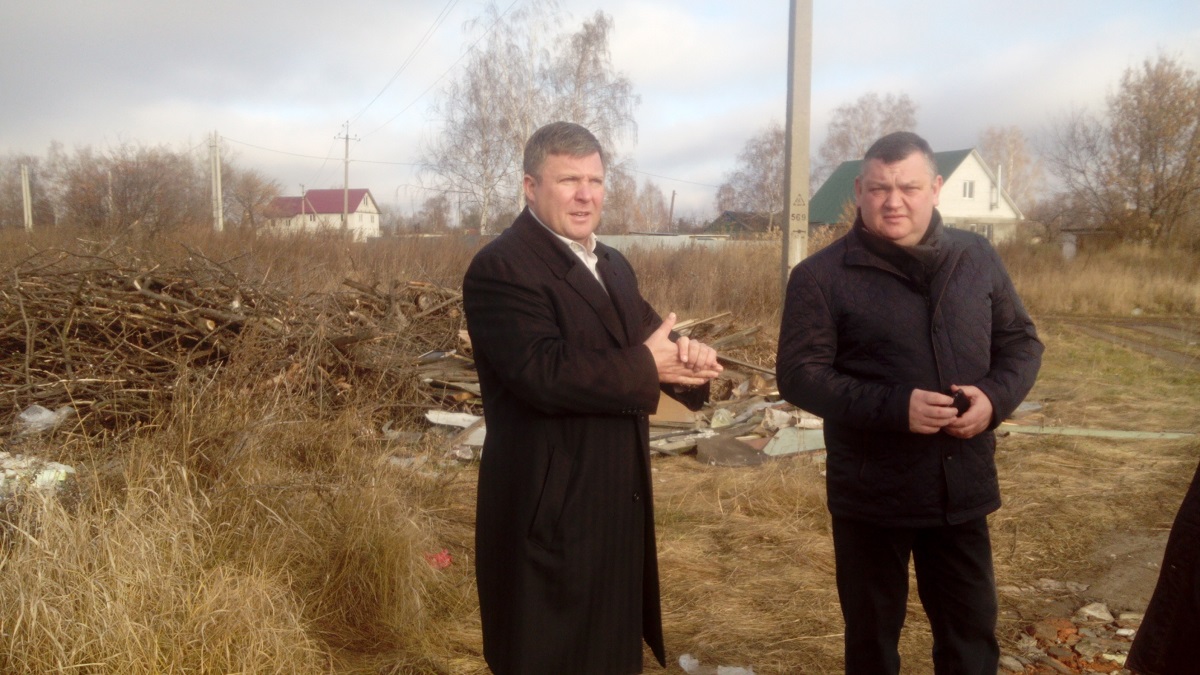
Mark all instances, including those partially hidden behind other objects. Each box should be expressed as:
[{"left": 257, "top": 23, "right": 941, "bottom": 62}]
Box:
[
  {"left": 0, "top": 451, "right": 76, "bottom": 499},
  {"left": 1007, "top": 603, "right": 1143, "bottom": 674}
]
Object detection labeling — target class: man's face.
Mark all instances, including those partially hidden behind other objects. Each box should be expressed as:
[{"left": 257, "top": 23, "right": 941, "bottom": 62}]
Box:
[
  {"left": 524, "top": 151, "right": 605, "bottom": 244},
  {"left": 854, "top": 152, "right": 943, "bottom": 247}
]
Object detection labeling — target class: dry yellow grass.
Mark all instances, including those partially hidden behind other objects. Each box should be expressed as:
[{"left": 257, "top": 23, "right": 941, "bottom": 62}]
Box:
[
  {"left": 998, "top": 240, "right": 1200, "bottom": 316},
  {"left": 1, "top": 225, "right": 1198, "bottom": 673}
]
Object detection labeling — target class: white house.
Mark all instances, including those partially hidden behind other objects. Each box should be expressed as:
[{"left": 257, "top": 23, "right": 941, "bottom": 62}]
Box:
[
  {"left": 809, "top": 148, "right": 1023, "bottom": 243},
  {"left": 266, "top": 188, "right": 381, "bottom": 240}
]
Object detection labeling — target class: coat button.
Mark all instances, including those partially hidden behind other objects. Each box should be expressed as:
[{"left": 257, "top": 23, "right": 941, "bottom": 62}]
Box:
[{"left": 632, "top": 492, "right": 640, "bottom": 502}]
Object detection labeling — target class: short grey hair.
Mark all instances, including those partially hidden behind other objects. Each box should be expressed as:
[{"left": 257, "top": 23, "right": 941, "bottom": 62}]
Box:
[
  {"left": 523, "top": 122, "right": 607, "bottom": 180},
  {"left": 861, "top": 131, "right": 938, "bottom": 178}
]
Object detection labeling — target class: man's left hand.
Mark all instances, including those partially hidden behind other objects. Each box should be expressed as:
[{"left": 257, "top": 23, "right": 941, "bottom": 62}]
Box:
[
  {"left": 644, "top": 313, "right": 723, "bottom": 385},
  {"left": 674, "top": 333, "right": 721, "bottom": 375},
  {"left": 944, "top": 385, "right": 993, "bottom": 439}
]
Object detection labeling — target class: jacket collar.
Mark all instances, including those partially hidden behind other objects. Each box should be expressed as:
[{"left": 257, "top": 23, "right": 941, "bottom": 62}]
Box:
[{"left": 844, "top": 209, "right": 960, "bottom": 297}]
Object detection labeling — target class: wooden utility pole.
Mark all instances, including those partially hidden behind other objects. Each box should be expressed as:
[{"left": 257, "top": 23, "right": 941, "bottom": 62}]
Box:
[
  {"left": 667, "top": 190, "right": 676, "bottom": 233},
  {"left": 209, "top": 131, "right": 224, "bottom": 232},
  {"left": 20, "top": 164, "right": 33, "bottom": 231},
  {"left": 336, "top": 121, "right": 359, "bottom": 229},
  {"left": 782, "top": 0, "right": 813, "bottom": 295}
]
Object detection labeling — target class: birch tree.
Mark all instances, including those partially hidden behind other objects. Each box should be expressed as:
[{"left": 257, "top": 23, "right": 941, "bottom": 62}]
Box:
[
  {"left": 977, "top": 125, "right": 1043, "bottom": 212},
  {"left": 717, "top": 122, "right": 786, "bottom": 231},
  {"left": 814, "top": 92, "right": 917, "bottom": 190},
  {"left": 422, "top": 1, "right": 638, "bottom": 232}
]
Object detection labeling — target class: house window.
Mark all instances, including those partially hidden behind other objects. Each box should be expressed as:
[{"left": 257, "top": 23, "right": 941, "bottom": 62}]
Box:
[
  {"left": 308, "top": 214, "right": 315, "bottom": 222},
  {"left": 963, "top": 181, "right": 975, "bottom": 199}
]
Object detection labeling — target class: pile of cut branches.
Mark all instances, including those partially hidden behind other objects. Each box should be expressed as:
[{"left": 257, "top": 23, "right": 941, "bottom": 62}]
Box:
[{"left": 1, "top": 248, "right": 469, "bottom": 437}]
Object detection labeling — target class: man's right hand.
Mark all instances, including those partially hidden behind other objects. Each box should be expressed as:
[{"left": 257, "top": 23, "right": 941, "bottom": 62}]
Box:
[
  {"left": 644, "top": 312, "right": 723, "bottom": 386},
  {"left": 908, "top": 389, "right": 959, "bottom": 434}
]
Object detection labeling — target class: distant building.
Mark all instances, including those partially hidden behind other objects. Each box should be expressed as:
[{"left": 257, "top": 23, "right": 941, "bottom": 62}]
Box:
[
  {"left": 704, "top": 210, "right": 782, "bottom": 237},
  {"left": 266, "top": 188, "right": 381, "bottom": 240},
  {"left": 809, "top": 149, "right": 1023, "bottom": 243}
]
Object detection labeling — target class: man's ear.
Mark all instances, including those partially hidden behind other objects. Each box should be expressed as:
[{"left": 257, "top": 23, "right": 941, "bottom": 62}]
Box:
[{"left": 523, "top": 174, "right": 537, "bottom": 204}]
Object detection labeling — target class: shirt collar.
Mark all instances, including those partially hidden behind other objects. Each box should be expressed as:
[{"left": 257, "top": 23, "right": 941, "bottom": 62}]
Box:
[{"left": 529, "top": 209, "right": 598, "bottom": 256}]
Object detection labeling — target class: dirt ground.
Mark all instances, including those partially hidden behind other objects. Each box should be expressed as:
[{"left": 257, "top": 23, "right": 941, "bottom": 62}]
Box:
[{"left": 1081, "top": 530, "right": 1167, "bottom": 614}]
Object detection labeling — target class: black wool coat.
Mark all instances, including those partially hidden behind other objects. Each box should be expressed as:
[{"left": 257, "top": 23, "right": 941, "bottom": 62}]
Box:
[
  {"left": 463, "top": 209, "right": 707, "bottom": 675},
  {"left": 1127, "top": 459, "right": 1200, "bottom": 675},
  {"left": 776, "top": 213, "right": 1043, "bottom": 527}
]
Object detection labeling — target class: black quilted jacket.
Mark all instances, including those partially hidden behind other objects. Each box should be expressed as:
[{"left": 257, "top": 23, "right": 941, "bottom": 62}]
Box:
[{"left": 776, "top": 211, "right": 1043, "bottom": 526}]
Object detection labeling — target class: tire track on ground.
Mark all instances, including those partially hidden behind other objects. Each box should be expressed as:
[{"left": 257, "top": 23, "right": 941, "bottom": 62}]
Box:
[{"left": 1067, "top": 321, "right": 1200, "bottom": 373}]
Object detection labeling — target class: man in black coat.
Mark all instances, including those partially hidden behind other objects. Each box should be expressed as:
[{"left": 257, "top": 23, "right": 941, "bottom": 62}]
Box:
[
  {"left": 463, "top": 121, "right": 722, "bottom": 675},
  {"left": 776, "top": 131, "right": 1043, "bottom": 674}
]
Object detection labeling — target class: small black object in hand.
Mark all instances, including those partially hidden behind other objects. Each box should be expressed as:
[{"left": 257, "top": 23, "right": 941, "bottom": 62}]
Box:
[{"left": 949, "top": 390, "right": 970, "bottom": 416}]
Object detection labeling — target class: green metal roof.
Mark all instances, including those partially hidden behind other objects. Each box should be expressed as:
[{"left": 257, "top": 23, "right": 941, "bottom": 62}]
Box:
[{"left": 808, "top": 149, "right": 973, "bottom": 224}]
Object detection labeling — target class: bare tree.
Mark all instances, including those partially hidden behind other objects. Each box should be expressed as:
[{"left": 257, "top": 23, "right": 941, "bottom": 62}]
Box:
[
  {"left": 814, "top": 92, "right": 917, "bottom": 190},
  {"left": 713, "top": 184, "right": 736, "bottom": 214},
  {"left": 632, "top": 179, "right": 669, "bottom": 233},
  {"left": 977, "top": 125, "right": 1044, "bottom": 212},
  {"left": 1045, "top": 54, "right": 1200, "bottom": 246},
  {"left": 422, "top": 1, "right": 638, "bottom": 233},
  {"left": 224, "top": 166, "right": 280, "bottom": 231},
  {"left": 601, "top": 160, "right": 638, "bottom": 234},
  {"left": 44, "top": 143, "right": 208, "bottom": 232},
  {"left": 415, "top": 194, "right": 453, "bottom": 232},
  {"left": 717, "top": 122, "right": 786, "bottom": 231},
  {"left": 46, "top": 144, "right": 109, "bottom": 229}
]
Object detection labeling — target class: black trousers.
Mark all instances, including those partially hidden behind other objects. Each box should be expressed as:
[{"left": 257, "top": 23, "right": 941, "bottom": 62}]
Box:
[{"left": 832, "top": 515, "right": 999, "bottom": 675}]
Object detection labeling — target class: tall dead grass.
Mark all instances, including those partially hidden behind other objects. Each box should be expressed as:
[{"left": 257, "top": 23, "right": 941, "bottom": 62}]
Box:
[
  {"left": 1, "top": 375, "right": 481, "bottom": 673},
  {"left": 999, "top": 240, "right": 1200, "bottom": 316}
]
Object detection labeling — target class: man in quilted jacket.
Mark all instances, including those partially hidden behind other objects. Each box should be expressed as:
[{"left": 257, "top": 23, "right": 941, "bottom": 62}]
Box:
[{"left": 776, "top": 131, "right": 1043, "bottom": 674}]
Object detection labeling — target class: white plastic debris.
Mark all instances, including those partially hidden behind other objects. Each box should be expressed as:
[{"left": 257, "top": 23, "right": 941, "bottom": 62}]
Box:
[
  {"left": 1076, "top": 602, "right": 1115, "bottom": 623},
  {"left": 424, "top": 410, "right": 482, "bottom": 428},
  {"left": 679, "top": 653, "right": 756, "bottom": 675},
  {"left": 15, "top": 404, "right": 75, "bottom": 435},
  {"left": 0, "top": 451, "right": 76, "bottom": 498},
  {"left": 679, "top": 654, "right": 716, "bottom": 675},
  {"left": 709, "top": 408, "right": 736, "bottom": 429}
]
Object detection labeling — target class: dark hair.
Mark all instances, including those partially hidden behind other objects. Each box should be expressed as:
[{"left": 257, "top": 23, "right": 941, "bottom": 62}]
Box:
[
  {"left": 523, "top": 122, "right": 606, "bottom": 180},
  {"left": 861, "top": 131, "right": 938, "bottom": 178}
]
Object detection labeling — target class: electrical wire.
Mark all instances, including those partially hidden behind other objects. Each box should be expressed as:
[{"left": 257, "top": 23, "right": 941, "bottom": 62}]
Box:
[
  {"left": 351, "top": 0, "right": 460, "bottom": 125},
  {"left": 631, "top": 169, "right": 721, "bottom": 189},
  {"left": 362, "top": 0, "right": 521, "bottom": 138},
  {"left": 222, "top": 136, "right": 341, "bottom": 161}
]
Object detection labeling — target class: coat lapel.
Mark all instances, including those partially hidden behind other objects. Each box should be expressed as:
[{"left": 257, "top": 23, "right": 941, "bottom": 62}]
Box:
[
  {"left": 567, "top": 263, "right": 627, "bottom": 345},
  {"left": 597, "top": 246, "right": 644, "bottom": 347},
  {"left": 511, "top": 211, "right": 627, "bottom": 346}
]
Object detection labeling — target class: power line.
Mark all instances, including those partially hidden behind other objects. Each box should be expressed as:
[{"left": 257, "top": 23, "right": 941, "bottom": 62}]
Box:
[
  {"left": 355, "top": 158, "right": 422, "bottom": 166},
  {"left": 222, "top": 136, "right": 341, "bottom": 161},
  {"left": 351, "top": 0, "right": 460, "bottom": 124},
  {"left": 631, "top": 168, "right": 721, "bottom": 189},
  {"left": 362, "top": 0, "right": 522, "bottom": 138},
  {"left": 221, "top": 134, "right": 421, "bottom": 168}
]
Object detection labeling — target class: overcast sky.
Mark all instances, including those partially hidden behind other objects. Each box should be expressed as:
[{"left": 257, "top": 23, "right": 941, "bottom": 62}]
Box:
[{"left": 2, "top": 0, "right": 1198, "bottom": 218}]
